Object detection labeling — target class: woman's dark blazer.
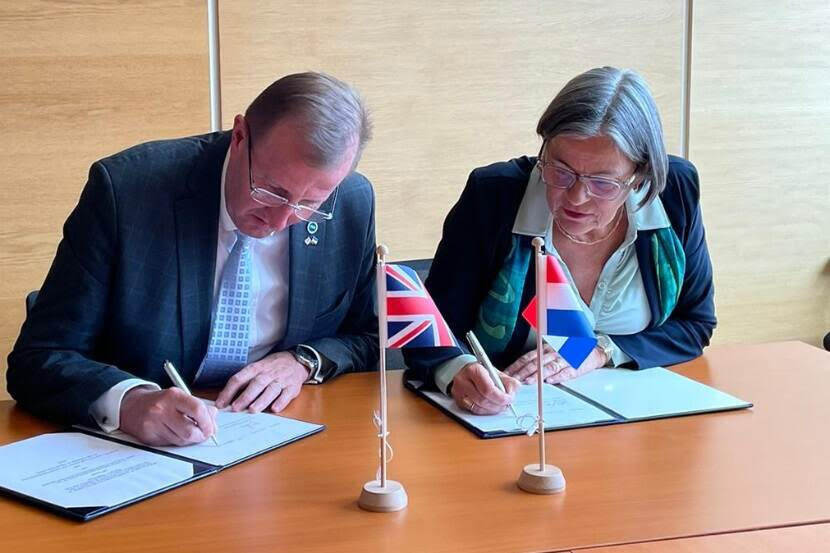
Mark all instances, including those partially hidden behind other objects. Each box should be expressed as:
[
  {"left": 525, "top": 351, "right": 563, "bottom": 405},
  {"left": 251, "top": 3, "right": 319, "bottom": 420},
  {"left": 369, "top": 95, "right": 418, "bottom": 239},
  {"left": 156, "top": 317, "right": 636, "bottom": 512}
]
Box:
[{"left": 404, "top": 155, "right": 716, "bottom": 387}]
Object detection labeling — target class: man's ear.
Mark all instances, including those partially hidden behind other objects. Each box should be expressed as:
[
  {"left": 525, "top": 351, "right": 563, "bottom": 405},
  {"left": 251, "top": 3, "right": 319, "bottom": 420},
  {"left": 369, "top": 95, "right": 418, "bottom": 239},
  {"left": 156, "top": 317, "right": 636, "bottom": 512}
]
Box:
[{"left": 230, "top": 114, "right": 248, "bottom": 150}]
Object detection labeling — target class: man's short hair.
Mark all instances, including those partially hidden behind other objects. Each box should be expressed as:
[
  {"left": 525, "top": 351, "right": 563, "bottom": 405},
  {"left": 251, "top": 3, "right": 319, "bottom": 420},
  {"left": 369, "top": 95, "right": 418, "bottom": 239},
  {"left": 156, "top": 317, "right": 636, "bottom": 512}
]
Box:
[{"left": 245, "top": 72, "right": 372, "bottom": 169}]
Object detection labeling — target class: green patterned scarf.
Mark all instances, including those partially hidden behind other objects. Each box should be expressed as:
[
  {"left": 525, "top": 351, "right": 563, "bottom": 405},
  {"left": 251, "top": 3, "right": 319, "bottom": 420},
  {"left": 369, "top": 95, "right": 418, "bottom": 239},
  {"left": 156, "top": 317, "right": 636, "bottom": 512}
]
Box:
[
  {"left": 474, "top": 226, "right": 685, "bottom": 355},
  {"left": 651, "top": 227, "right": 685, "bottom": 325},
  {"left": 473, "top": 235, "right": 531, "bottom": 354}
]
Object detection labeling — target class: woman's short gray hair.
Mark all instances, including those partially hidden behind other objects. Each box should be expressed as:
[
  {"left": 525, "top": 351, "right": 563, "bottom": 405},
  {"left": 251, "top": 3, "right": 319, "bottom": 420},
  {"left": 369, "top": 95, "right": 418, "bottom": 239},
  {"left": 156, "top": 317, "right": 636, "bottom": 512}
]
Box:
[
  {"left": 536, "top": 66, "right": 667, "bottom": 207},
  {"left": 246, "top": 71, "right": 372, "bottom": 169}
]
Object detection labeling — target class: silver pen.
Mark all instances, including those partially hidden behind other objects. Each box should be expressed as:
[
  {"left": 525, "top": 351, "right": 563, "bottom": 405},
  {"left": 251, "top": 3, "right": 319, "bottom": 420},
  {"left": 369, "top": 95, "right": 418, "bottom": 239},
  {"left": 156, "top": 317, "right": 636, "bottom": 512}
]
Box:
[
  {"left": 465, "top": 331, "right": 519, "bottom": 418},
  {"left": 162, "top": 360, "right": 219, "bottom": 446}
]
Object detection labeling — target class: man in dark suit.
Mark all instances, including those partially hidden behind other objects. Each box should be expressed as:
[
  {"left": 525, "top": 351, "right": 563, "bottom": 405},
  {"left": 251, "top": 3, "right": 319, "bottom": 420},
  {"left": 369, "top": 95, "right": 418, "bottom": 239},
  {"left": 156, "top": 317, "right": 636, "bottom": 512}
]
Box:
[{"left": 7, "top": 72, "right": 378, "bottom": 446}]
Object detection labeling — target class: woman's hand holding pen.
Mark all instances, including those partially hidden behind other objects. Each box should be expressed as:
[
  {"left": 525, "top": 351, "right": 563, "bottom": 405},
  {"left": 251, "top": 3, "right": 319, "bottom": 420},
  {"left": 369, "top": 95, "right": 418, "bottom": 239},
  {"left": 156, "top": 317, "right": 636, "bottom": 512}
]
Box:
[
  {"left": 120, "top": 387, "right": 219, "bottom": 446},
  {"left": 451, "top": 363, "right": 520, "bottom": 415}
]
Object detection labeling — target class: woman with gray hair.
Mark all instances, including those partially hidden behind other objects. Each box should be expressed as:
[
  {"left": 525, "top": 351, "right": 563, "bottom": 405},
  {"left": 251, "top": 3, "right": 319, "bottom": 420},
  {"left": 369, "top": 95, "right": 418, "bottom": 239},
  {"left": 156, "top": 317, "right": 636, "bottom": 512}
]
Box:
[{"left": 404, "top": 67, "right": 716, "bottom": 415}]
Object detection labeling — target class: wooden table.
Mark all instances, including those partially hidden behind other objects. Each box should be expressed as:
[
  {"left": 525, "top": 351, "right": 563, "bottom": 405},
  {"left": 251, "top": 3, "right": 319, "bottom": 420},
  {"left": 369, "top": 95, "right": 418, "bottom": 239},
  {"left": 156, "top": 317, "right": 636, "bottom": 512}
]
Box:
[
  {"left": 578, "top": 522, "right": 830, "bottom": 552},
  {"left": 1, "top": 341, "right": 829, "bottom": 552}
]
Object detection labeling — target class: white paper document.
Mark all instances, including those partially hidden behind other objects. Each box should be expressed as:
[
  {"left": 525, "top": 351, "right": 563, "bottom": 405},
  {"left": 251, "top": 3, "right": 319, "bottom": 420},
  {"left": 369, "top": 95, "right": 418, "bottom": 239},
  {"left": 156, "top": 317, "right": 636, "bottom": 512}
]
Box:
[
  {"left": 422, "top": 383, "right": 615, "bottom": 434},
  {"left": 561, "top": 367, "right": 751, "bottom": 419},
  {"left": 85, "top": 409, "right": 323, "bottom": 467},
  {"left": 0, "top": 433, "right": 193, "bottom": 509}
]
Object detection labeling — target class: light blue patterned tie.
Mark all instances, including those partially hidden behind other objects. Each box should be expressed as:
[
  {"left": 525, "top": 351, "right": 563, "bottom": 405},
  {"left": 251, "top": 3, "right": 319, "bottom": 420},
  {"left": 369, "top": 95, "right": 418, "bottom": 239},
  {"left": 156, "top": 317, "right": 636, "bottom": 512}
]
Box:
[{"left": 195, "top": 230, "right": 253, "bottom": 387}]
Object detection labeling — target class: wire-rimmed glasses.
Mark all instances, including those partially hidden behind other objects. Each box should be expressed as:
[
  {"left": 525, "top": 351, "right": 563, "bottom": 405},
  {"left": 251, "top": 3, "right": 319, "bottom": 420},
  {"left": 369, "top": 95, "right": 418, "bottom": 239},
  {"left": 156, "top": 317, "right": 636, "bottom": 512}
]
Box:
[
  {"left": 537, "top": 143, "right": 637, "bottom": 201},
  {"left": 247, "top": 133, "right": 337, "bottom": 222}
]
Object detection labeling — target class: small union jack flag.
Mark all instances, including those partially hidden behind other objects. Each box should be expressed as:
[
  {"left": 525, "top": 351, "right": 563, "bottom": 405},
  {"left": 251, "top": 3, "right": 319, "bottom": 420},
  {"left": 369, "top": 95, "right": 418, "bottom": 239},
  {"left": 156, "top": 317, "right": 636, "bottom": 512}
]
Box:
[{"left": 385, "top": 264, "right": 459, "bottom": 349}]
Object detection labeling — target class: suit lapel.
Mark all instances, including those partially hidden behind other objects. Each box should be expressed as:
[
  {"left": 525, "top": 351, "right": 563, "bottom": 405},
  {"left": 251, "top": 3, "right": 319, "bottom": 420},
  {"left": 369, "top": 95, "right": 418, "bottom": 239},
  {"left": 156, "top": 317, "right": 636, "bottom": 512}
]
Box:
[
  {"left": 175, "top": 134, "right": 228, "bottom": 380},
  {"left": 279, "top": 220, "right": 327, "bottom": 349}
]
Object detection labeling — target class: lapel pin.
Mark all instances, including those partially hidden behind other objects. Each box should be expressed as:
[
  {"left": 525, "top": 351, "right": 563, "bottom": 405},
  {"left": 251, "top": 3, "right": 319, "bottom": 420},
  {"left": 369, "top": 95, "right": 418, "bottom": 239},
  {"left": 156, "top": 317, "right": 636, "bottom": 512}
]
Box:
[
  {"left": 304, "top": 236, "right": 319, "bottom": 247},
  {"left": 306, "top": 221, "right": 319, "bottom": 235}
]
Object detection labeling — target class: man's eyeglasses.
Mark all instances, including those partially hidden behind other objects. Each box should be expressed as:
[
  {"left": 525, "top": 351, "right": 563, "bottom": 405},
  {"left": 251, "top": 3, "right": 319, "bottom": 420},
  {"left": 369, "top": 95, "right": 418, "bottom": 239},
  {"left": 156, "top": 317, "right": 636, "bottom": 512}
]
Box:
[
  {"left": 537, "top": 143, "right": 637, "bottom": 201},
  {"left": 247, "top": 132, "right": 337, "bottom": 223}
]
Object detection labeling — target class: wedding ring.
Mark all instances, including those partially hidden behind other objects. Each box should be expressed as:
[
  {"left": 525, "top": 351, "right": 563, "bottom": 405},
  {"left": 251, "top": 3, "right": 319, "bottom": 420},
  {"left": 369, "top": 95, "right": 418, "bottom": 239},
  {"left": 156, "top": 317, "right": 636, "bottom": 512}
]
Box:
[{"left": 463, "top": 398, "right": 475, "bottom": 411}]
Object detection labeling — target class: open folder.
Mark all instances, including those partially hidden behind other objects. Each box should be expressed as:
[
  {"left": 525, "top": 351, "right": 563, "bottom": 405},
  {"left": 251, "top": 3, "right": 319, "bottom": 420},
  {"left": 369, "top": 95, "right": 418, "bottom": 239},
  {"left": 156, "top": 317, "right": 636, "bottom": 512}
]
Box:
[
  {"left": 406, "top": 367, "right": 752, "bottom": 438},
  {"left": 0, "top": 410, "right": 323, "bottom": 521}
]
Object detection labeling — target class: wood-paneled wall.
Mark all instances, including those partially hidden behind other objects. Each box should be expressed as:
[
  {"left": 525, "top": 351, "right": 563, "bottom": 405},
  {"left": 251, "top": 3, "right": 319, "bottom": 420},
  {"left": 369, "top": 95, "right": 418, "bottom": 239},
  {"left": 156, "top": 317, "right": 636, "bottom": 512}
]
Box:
[
  {"left": 0, "top": 1, "right": 208, "bottom": 398},
  {"left": 690, "top": 0, "right": 830, "bottom": 345},
  {"left": 219, "top": 1, "right": 685, "bottom": 261},
  {"left": 218, "top": 1, "right": 829, "bottom": 347},
  {"left": 1, "top": 1, "right": 828, "bottom": 397}
]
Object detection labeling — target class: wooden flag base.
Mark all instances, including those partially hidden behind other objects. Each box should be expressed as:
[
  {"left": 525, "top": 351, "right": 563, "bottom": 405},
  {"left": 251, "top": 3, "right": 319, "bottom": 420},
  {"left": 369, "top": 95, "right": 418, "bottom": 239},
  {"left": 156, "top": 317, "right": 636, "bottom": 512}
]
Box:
[
  {"left": 358, "top": 480, "right": 408, "bottom": 512},
  {"left": 517, "top": 464, "right": 566, "bottom": 495}
]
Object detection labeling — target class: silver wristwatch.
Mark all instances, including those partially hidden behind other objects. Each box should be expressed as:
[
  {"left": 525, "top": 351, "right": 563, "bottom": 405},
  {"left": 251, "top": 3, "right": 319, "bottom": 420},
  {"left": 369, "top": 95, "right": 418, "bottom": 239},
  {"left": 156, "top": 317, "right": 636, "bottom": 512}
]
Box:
[
  {"left": 294, "top": 344, "right": 324, "bottom": 384},
  {"left": 596, "top": 334, "right": 615, "bottom": 367}
]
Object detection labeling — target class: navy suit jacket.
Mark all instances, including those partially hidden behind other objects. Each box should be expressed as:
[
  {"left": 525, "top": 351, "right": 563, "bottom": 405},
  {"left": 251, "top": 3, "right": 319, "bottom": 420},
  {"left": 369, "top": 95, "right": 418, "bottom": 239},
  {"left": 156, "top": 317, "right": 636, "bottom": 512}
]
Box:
[
  {"left": 404, "top": 155, "right": 716, "bottom": 386},
  {"left": 7, "top": 131, "right": 378, "bottom": 424}
]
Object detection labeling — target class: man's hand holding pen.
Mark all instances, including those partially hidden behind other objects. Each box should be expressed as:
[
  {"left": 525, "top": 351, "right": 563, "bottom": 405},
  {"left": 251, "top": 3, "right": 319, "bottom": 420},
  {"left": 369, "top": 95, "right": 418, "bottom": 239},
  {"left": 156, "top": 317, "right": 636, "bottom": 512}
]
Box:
[{"left": 120, "top": 387, "right": 218, "bottom": 446}]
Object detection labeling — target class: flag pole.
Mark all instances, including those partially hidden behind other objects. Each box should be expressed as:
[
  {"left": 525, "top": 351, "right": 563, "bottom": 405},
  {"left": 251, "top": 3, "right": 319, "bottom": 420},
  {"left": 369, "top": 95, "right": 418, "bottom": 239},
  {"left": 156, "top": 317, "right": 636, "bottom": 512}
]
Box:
[
  {"left": 358, "top": 244, "right": 408, "bottom": 512},
  {"left": 377, "top": 244, "right": 389, "bottom": 488},
  {"left": 517, "top": 237, "right": 566, "bottom": 495},
  {"left": 534, "top": 237, "right": 546, "bottom": 471}
]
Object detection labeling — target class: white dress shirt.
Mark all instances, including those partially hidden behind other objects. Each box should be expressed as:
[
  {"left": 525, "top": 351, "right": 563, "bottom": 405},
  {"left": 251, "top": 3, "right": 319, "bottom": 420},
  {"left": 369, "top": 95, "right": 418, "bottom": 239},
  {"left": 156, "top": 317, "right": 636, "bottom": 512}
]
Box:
[
  {"left": 90, "top": 148, "right": 291, "bottom": 431},
  {"left": 212, "top": 152, "right": 290, "bottom": 362},
  {"left": 434, "top": 166, "right": 671, "bottom": 394}
]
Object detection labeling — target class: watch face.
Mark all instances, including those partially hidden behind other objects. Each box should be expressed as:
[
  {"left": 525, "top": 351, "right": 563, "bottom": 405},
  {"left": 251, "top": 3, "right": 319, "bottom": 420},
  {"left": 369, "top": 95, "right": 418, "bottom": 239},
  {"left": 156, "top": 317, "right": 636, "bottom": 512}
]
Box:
[
  {"left": 296, "top": 346, "right": 329, "bottom": 383},
  {"left": 296, "top": 348, "right": 319, "bottom": 371}
]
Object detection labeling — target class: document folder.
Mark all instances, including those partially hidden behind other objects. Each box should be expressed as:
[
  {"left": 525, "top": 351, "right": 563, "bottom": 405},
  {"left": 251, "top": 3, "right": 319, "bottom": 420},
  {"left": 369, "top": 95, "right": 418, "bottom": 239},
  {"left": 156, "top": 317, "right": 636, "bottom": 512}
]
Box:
[
  {"left": 0, "top": 412, "right": 323, "bottom": 521},
  {"left": 406, "top": 367, "right": 752, "bottom": 439}
]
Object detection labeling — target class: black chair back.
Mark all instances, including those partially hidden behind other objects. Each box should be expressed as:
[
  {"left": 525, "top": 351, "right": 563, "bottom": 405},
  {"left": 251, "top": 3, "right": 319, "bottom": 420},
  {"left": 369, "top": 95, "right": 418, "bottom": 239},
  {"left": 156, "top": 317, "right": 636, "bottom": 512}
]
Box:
[{"left": 25, "top": 290, "right": 39, "bottom": 315}]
